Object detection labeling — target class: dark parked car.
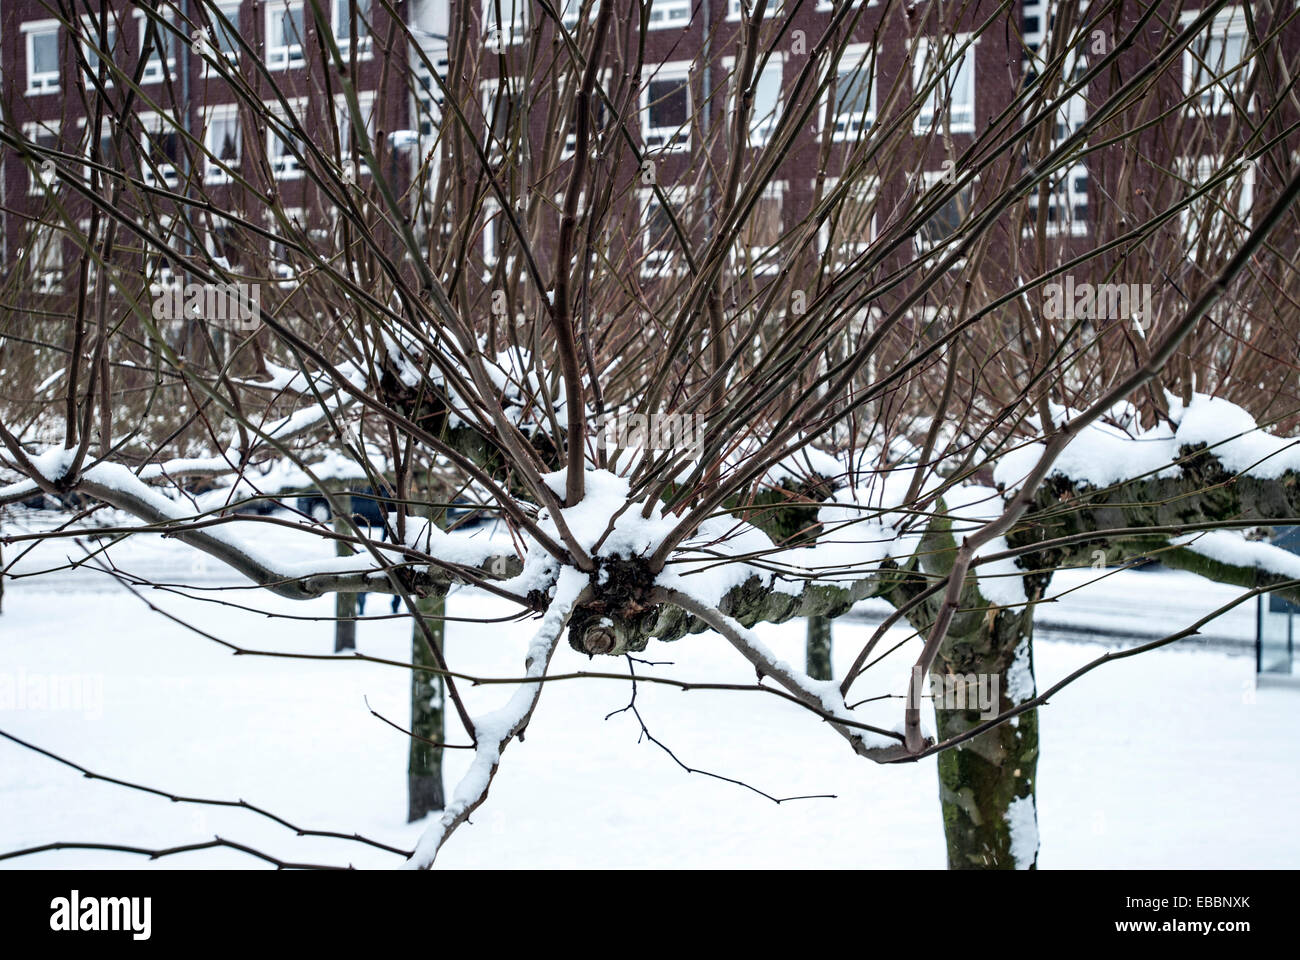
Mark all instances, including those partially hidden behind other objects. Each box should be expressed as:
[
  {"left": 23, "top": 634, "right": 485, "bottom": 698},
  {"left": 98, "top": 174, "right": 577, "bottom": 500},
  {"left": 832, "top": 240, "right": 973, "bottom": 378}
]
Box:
[
  {"left": 15, "top": 491, "right": 93, "bottom": 511},
  {"left": 296, "top": 487, "right": 389, "bottom": 528},
  {"left": 295, "top": 487, "right": 491, "bottom": 531}
]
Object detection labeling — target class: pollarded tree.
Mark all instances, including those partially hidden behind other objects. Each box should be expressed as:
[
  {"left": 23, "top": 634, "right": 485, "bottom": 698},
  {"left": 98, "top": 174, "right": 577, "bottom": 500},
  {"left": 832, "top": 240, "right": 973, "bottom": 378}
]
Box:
[{"left": 1, "top": 0, "right": 1298, "bottom": 869}]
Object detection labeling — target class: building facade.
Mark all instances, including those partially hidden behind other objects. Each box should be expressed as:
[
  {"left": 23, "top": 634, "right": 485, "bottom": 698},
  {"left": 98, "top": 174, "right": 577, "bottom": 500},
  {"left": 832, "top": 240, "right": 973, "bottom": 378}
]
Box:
[{"left": 0, "top": 1, "right": 1288, "bottom": 317}]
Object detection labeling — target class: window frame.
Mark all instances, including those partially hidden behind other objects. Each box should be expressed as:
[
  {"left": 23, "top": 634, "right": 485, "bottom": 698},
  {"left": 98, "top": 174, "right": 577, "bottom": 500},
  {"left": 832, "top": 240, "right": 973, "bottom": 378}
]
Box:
[
  {"left": 1181, "top": 6, "right": 1252, "bottom": 116},
  {"left": 207, "top": 2, "right": 242, "bottom": 65},
  {"left": 138, "top": 111, "right": 183, "bottom": 187},
  {"left": 913, "top": 34, "right": 977, "bottom": 135},
  {"left": 203, "top": 103, "right": 243, "bottom": 184},
  {"left": 1025, "top": 162, "right": 1089, "bottom": 237},
  {"left": 481, "top": 77, "right": 523, "bottom": 157},
  {"left": 23, "top": 21, "right": 61, "bottom": 95},
  {"left": 334, "top": 90, "right": 378, "bottom": 174},
  {"left": 333, "top": 0, "right": 373, "bottom": 58},
  {"left": 641, "top": 61, "right": 693, "bottom": 154},
  {"left": 730, "top": 0, "right": 787, "bottom": 19},
  {"left": 133, "top": 8, "right": 179, "bottom": 85},
  {"left": 266, "top": 0, "right": 307, "bottom": 70},
  {"left": 724, "top": 53, "right": 785, "bottom": 148},
  {"left": 26, "top": 226, "right": 64, "bottom": 293},
  {"left": 559, "top": 0, "right": 591, "bottom": 31},
  {"left": 482, "top": 0, "right": 528, "bottom": 49},
  {"left": 562, "top": 70, "right": 612, "bottom": 158},
  {"left": 816, "top": 0, "right": 870, "bottom": 10},
  {"left": 23, "top": 120, "right": 61, "bottom": 196},
  {"left": 78, "top": 14, "right": 119, "bottom": 87},
  {"left": 265, "top": 99, "right": 307, "bottom": 179},
  {"left": 913, "top": 169, "right": 976, "bottom": 263},
  {"left": 734, "top": 180, "right": 785, "bottom": 276},
  {"left": 269, "top": 207, "right": 307, "bottom": 286},
  {"left": 1178, "top": 153, "right": 1255, "bottom": 238},
  {"left": 824, "top": 42, "right": 876, "bottom": 143},
  {"left": 76, "top": 116, "right": 117, "bottom": 185},
  {"left": 640, "top": 185, "right": 689, "bottom": 277},
  {"left": 146, "top": 214, "right": 184, "bottom": 298},
  {"left": 819, "top": 174, "right": 880, "bottom": 265},
  {"left": 647, "top": 0, "right": 692, "bottom": 30}
]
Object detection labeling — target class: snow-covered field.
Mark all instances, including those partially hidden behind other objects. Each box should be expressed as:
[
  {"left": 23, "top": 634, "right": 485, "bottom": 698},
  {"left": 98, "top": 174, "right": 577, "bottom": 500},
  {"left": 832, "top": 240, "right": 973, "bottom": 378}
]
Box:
[{"left": 1, "top": 515, "right": 1297, "bottom": 869}]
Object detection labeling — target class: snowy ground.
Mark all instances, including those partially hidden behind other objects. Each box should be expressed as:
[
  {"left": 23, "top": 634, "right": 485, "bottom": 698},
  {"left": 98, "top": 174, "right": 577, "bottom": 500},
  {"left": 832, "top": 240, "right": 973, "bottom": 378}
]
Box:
[{"left": 1, "top": 512, "right": 1297, "bottom": 868}]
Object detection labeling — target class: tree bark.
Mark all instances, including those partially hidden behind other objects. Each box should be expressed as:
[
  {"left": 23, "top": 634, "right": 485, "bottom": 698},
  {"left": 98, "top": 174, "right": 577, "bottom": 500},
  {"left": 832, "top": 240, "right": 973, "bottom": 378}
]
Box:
[
  {"left": 333, "top": 492, "right": 356, "bottom": 652},
  {"left": 806, "top": 614, "right": 832, "bottom": 680},
  {"left": 932, "top": 608, "right": 1040, "bottom": 869},
  {"left": 408, "top": 593, "right": 446, "bottom": 821}
]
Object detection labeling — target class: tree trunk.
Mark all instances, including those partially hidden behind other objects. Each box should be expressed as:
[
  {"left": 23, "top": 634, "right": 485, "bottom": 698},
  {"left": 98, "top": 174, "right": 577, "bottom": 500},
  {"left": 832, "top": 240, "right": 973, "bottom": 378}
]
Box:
[
  {"left": 333, "top": 492, "right": 356, "bottom": 652},
  {"left": 932, "top": 608, "right": 1040, "bottom": 869},
  {"left": 806, "top": 614, "right": 832, "bottom": 680},
  {"left": 408, "top": 593, "right": 446, "bottom": 821}
]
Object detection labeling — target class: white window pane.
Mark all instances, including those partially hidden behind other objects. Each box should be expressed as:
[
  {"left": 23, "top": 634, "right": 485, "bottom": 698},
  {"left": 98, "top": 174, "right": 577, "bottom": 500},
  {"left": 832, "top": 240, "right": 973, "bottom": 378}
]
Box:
[
  {"left": 648, "top": 0, "right": 691, "bottom": 28},
  {"left": 213, "top": 6, "right": 240, "bottom": 57},
  {"left": 645, "top": 71, "right": 690, "bottom": 151},
  {"left": 335, "top": 0, "right": 371, "bottom": 49},
  {"left": 32, "top": 31, "right": 59, "bottom": 73},
  {"left": 483, "top": 0, "right": 527, "bottom": 47},
  {"left": 750, "top": 62, "right": 782, "bottom": 142}
]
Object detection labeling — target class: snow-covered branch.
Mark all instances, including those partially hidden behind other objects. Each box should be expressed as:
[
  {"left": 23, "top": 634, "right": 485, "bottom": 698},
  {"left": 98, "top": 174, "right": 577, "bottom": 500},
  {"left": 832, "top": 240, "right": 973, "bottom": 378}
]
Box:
[{"left": 405, "top": 567, "right": 588, "bottom": 869}]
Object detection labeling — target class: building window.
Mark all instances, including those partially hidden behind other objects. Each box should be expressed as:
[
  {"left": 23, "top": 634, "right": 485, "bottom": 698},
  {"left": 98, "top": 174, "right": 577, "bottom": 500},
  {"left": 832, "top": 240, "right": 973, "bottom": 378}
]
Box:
[
  {"left": 641, "top": 187, "right": 687, "bottom": 276},
  {"left": 26, "top": 228, "right": 63, "bottom": 293},
  {"left": 915, "top": 172, "right": 974, "bottom": 256},
  {"left": 412, "top": 55, "right": 448, "bottom": 145},
  {"left": 478, "top": 196, "right": 522, "bottom": 280},
  {"left": 134, "top": 9, "right": 178, "bottom": 84},
  {"left": 559, "top": 0, "right": 587, "bottom": 31},
  {"left": 24, "top": 21, "right": 61, "bottom": 94},
  {"left": 1179, "top": 155, "right": 1254, "bottom": 240},
  {"left": 914, "top": 35, "right": 976, "bottom": 134},
  {"left": 1026, "top": 163, "right": 1088, "bottom": 237},
  {"left": 208, "top": 222, "right": 243, "bottom": 268},
  {"left": 78, "top": 118, "right": 117, "bottom": 184},
  {"left": 827, "top": 44, "right": 875, "bottom": 142},
  {"left": 482, "top": 79, "right": 522, "bottom": 156},
  {"left": 75, "top": 218, "right": 101, "bottom": 291},
  {"left": 335, "top": 92, "right": 378, "bottom": 164},
  {"left": 23, "top": 121, "right": 61, "bottom": 196},
  {"left": 1020, "top": 0, "right": 1047, "bottom": 47},
  {"left": 78, "top": 16, "right": 119, "bottom": 86},
  {"left": 204, "top": 105, "right": 242, "bottom": 183},
  {"left": 267, "top": 1, "right": 306, "bottom": 70},
  {"left": 1183, "top": 7, "right": 1251, "bottom": 114},
  {"left": 726, "top": 55, "right": 783, "bottom": 147},
  {"left": 483, "top": 0, "right": 527, "bottom": 49},
  {"left": 147, "top": 216, "right": 183, "bottom": 297},
  {"left": 563, "top": 73, "right": 610, "bottom": 157},
  {"left": 266, "top": 103, "right": 306, "bottom": 179},
  {"left": 642, "top": 63, "right": 691, "bottom": 153},
  {"left": 270, "top": 209, "right": 306, "bottom": 286},
  {"left": 208, "top": 3, "right": 241, "bottom": 62},
  {"left": 138, "top": 113, "right": 182, "bottom": 186},
  {"left": 735, "top": 182, "right": 784, "bottom": 275},
  {"left": 730, "top": 0, "right": 787, "bottom": 19},
  {"left": 821, "top": 176, "right": 879, "bottom": 263},
  {"left": 648, "top": 0, "right": 692, "bottom": 29},
  {"left": 333, "top": 0, "right": 372, "bottom": 56},
  {"left": 480, "top": 198, "right": 504, "bottom": 276}
]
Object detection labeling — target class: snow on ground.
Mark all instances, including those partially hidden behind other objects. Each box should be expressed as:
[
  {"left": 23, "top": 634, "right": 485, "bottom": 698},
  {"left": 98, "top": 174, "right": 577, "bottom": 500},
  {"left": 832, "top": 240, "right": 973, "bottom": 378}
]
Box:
[{"left": 0, "top": 516, "right": 1297, "bottom": 868}]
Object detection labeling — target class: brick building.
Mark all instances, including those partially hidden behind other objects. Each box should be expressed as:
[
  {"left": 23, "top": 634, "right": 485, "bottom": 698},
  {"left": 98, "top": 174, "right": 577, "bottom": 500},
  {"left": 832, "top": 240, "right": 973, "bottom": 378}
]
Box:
[{"left": 0, "top": 1, "right": 1286, "bottom": 316}]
